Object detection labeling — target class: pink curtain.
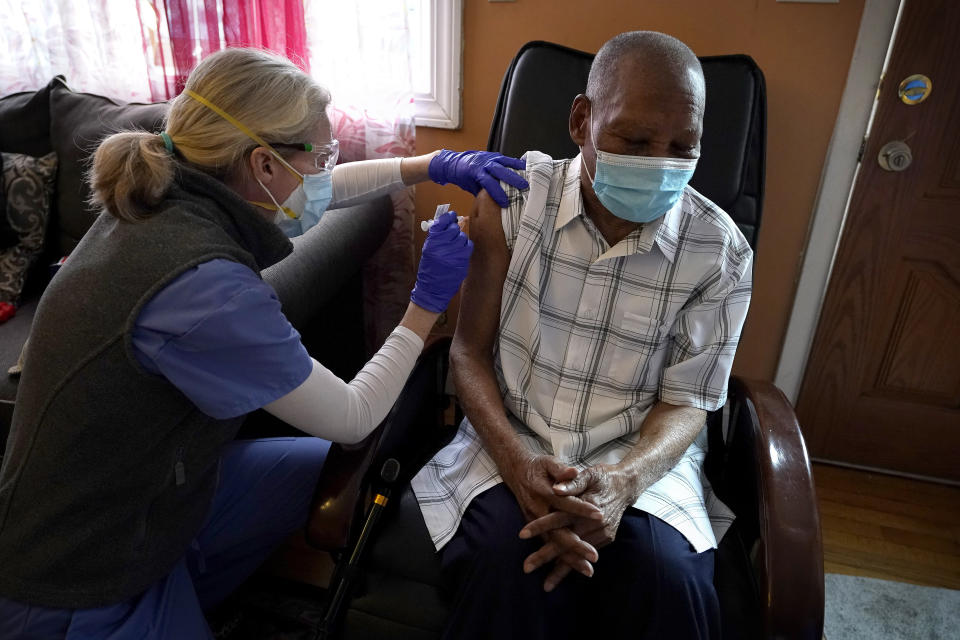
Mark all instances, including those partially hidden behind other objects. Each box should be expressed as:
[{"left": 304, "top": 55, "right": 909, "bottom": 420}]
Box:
[
  {"left": 139, "top": 0, "right": 309, "bottom": 101},
  {"left": 222, "top": 0, "right": 308, "bottom": 69},
  {"left": 330, "top": 102, "right": 417, "bottom": 353}
]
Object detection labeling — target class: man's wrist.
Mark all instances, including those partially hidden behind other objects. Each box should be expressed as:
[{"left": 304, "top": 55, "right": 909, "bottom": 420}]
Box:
[
  {"left": 495, "top": 444, "right": 534, "bottom": 485},
  {"left": 609, "top": 461, "right": 648, "bottom": 505}
]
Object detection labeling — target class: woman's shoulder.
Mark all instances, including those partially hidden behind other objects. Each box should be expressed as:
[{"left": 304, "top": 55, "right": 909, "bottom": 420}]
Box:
[{"left": 136, "top": 258, "right": 274, "bottom": 337}]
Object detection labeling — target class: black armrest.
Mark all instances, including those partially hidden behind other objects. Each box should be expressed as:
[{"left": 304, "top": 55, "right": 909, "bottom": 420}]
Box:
[{"left": 306, "top": 337, "right": 454, "bottom": 552}]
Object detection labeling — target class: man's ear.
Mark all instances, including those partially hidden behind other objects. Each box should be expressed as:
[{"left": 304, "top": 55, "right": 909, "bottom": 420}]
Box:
[
  {"left": 568, "top": 94, "right": 590, "bottom": 147},
  {"left": 248, "top": 147, "right": 277, "bottom": 185}
]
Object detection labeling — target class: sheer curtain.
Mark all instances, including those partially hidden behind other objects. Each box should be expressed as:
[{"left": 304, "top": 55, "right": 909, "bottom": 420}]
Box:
[
  {"left": 305, "top": 1, "right": 417, "bottom": 351},
  {"left": 0, "top": 0, "right": 152, "bottom": 100}
]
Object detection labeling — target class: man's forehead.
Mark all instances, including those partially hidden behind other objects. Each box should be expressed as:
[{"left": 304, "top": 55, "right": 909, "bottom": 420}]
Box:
[
  {"left": 595, "top": 60, "right": 700, "bottom": 114},
  {"left": 599, "top": 85, "right": 703, "bottom": 127},
  {"left": 614, "top": 58, "right": 703, "bottom": 98}
]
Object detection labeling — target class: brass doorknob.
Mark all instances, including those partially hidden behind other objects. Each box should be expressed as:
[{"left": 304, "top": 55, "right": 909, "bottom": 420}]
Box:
[{"left": 878, "top": 141, "right": 912, "bottom": 172}]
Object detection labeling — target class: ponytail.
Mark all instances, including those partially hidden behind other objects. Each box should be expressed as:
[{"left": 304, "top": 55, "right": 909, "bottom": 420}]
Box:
[{"left": 89, "top": 131, "right": 176, "bottom": 222}]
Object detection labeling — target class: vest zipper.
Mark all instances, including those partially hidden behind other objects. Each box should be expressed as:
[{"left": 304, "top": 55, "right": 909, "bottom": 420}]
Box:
[{"left": 174, "top": 446, "right": 186, "bottom": 486}]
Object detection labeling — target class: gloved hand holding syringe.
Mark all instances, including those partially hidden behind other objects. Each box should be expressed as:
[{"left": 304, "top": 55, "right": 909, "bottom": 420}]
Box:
[{"left": 421, "top": 204, "right": 465, "bottom": 232}]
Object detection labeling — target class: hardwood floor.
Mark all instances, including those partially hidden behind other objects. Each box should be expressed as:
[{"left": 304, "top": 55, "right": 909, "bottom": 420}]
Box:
[{"left": 814, "top": 462, "right": 960, "bottom": 590}]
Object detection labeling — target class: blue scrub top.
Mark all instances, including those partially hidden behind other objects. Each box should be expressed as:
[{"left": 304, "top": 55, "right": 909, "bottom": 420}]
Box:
[{"left": 131, "top": 259, "right": 313, "bottom": 419}]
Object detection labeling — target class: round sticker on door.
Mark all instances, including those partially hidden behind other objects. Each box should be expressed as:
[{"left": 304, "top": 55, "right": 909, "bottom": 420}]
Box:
[{"left": 898, "top": 74, "right": 932, "bottom": 105}]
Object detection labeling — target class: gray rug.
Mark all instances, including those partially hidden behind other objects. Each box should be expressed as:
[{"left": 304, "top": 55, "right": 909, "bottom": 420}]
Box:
[{"left": 825, "top": 573, "right": 960, "bottom": 640}]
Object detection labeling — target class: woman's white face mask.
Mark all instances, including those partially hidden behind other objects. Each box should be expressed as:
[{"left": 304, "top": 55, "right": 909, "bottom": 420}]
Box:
[{"left": 255, "top": 163, "right": 333, "bottom": 238}]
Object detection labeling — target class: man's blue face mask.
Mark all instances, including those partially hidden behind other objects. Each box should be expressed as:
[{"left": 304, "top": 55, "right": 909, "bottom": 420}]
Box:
[{"left": 583, "top": 116, "right": 698, "bottom": 224}]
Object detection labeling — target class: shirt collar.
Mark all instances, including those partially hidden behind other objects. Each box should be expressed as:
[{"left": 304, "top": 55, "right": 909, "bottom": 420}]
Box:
[
  {"left": 557, "top": 153, "right": 682, "bottom": 263},
  {"left": 554, "top": 154, "right": 583, "bottom": 232}
]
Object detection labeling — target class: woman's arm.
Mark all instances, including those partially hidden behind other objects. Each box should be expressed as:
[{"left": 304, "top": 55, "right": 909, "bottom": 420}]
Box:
[
  {"left": 132, "top": 219, "right": 465, "bottom": 443},
  {"left": 265, "top": 212, "right": 470, "bottom": 443},
  {"left": 326, "top": 152, "right": 442, "bottom": 209},
  {"left": 400, "top": 151, "right": 441, "bottom": 185},
  {"left": 263, "top": 309, "right": 430, "bottom": 444},
  {"left": 329, "top": 158, "right": 405, "bottom": 209},
  {"left": 329, "top": 150, "right": 527, "bottom": 210}
]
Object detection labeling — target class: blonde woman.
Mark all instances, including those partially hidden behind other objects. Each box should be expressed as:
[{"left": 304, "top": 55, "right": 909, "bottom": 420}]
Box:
[{"left": 0, "top": 48, "right": 526, "bottom": 638}]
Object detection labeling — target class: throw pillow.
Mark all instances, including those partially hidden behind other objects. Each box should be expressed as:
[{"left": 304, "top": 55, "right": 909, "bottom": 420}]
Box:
[
  {"left": 0, "top": 152, "right": 13, "bottom": 250},
  {"left": 0, "top": 76, "right": 59, "bottom": 253},
  {"left": 0, "top": 151, "right": 58, "bottom": 305}
]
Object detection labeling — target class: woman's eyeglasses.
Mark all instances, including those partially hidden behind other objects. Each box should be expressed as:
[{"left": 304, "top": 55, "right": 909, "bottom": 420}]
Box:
[{"left": 272, "top": 139, "right": 340, "bottom": 171}]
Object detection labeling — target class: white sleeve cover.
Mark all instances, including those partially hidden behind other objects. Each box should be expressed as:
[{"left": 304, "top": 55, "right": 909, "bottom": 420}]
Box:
[
  {"left": 263, "top": 325, "right": 423, "bottom": 443},
  {"left": 329, "top": 158, "right": 405, "bottom": 209}
]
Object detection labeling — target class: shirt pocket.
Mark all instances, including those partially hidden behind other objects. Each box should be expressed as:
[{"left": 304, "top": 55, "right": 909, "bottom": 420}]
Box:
[{"left": 608, "top": 311, "right": 667, "bottom": 389}]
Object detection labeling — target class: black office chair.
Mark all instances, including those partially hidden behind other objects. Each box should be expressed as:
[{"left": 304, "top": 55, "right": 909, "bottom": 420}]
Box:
[{"left": 306, "top": 41, "right": 823, "bottom": 640}]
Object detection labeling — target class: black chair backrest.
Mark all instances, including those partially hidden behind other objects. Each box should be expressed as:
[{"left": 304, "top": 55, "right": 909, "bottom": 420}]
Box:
[{"left": 487, "top": 40, "right": 766, "bottom": 250}]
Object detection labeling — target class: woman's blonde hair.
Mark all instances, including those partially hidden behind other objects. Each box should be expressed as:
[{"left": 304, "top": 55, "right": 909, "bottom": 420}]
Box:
[{"left": 89, "top": 48, "right": 330, "bottom": 221}]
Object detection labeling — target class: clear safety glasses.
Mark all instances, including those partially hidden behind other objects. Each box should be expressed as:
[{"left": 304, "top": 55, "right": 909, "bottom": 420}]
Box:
[{"left": 273, "top": 139, "right": 340, "bottom": 171}]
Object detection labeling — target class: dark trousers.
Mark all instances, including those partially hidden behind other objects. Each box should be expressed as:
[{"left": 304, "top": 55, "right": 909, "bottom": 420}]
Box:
[{"left": 439, "top": 483, "right": 720, "bottom": 640}]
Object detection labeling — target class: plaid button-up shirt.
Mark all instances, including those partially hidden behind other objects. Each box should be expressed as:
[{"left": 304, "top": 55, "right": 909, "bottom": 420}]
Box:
[{"left": 412, "top": 152, "right": 753, "bottom": 552}]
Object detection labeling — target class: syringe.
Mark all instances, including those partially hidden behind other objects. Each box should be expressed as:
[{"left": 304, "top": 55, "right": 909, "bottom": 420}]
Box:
[{"left": 420, "top": 203, "right": 465, "bottom": 232}]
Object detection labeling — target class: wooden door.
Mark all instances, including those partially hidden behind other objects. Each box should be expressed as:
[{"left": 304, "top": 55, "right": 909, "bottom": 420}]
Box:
[{"left": 796, "top": 0, "right": 960, "bottom": 481}]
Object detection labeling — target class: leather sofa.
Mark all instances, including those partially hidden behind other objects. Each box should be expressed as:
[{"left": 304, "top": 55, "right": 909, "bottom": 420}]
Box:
[{"left": 0, "top": 77, "right": 392, "bottom": 449}]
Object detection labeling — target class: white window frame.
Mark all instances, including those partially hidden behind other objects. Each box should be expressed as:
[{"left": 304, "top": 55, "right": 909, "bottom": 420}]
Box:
[{"left": 414, "top": 0, "right": 463, "bottom": 129}]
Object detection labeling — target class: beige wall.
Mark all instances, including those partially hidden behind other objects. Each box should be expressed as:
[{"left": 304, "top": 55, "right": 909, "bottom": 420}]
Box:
[{"left": 415, "top": 0, "right": 866, "bottom": 381}]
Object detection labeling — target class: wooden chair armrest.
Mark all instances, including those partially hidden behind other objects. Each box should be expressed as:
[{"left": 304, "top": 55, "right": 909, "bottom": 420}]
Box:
[
  {"left": 305, "top": 337, "right": 453, "bottom": 552},
  {"left": 727, "top": 375, "right": 824, "bottom": 640},
  {"left": 306, "top": 434, "right": 382, "bottom": 551}
]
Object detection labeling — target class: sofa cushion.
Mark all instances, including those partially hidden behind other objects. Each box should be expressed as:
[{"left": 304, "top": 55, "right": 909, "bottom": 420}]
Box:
[
  {"left": 0, "top": 152, "right": 58, "bottom": 306},
  {"left": 48, "top": 79, "right": 168, "bottom": 258},
  {"left": 0, "top": 154, "right": 9, "bottom": 249},
  {"left": 0, "top": 77, "right": 57, "bottom": 158}
]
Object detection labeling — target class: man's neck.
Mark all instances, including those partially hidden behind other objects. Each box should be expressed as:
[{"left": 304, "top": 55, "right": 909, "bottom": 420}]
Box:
[{"left": 580, "top": 176, "right": 641, "bottom": 247}]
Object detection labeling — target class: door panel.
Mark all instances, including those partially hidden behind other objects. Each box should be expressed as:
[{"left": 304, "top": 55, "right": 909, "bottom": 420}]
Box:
[
  {"left": 868, "top": 263, "right": 960, "bottom": 405},
  {"left": 797, "top": 0, "right": 960, "bottom": 480}
]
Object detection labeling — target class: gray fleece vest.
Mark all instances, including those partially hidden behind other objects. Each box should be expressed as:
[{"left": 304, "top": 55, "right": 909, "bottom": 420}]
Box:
[{"left": 0, "top": 164, "right": 292, "bottom": 608}]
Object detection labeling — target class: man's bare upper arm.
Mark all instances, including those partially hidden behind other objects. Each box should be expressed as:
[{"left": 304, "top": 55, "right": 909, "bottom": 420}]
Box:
[
  {"left": 450, "top": 192, "right": 526, "bottom": 464},
  {"left": 452, "top": 191, "right": 510, "bottom": 363}
]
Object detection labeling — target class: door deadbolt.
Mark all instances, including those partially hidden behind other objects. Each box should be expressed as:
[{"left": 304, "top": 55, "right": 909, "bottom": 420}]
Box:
[{"left": 878, "top": 141, "right": 912, "bottom": 172}]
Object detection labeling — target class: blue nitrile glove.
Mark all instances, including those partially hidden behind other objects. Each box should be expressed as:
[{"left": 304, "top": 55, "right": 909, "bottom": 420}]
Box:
[
  {"left": 411, "top": 211, "right": 474, "bottom": 313},
  {"left": 428, "top": 150, "right": 529, "bottom": 208}
]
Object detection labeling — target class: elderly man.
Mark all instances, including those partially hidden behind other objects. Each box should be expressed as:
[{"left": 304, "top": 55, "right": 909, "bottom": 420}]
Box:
[{"left": 412, "top": 31, "right": 752, "bottom": 639}]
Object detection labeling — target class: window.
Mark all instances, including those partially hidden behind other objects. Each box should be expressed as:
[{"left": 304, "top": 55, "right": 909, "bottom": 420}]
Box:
[
  {"left": 305, "top": 0, "right": 462, "bottom": 129},
  {"left": 408, "top": 0, "right": 462, "bottom": 129}
]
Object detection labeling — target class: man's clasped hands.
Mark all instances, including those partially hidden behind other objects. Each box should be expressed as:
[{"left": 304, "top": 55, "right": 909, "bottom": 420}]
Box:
[{"left": 500, "top": 451, "right": 641, "bottom": 591}]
